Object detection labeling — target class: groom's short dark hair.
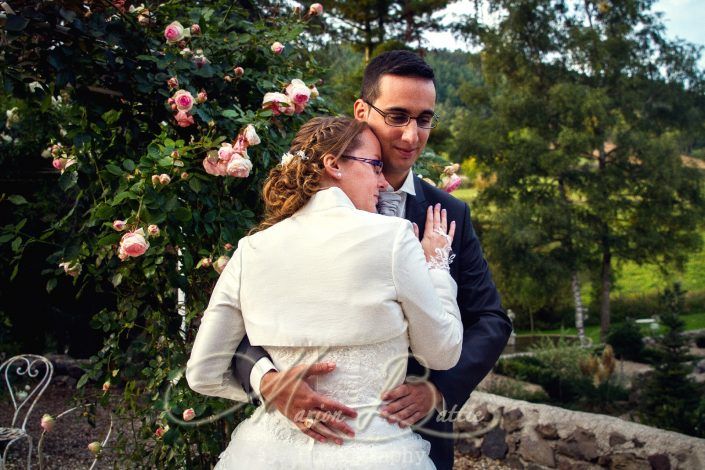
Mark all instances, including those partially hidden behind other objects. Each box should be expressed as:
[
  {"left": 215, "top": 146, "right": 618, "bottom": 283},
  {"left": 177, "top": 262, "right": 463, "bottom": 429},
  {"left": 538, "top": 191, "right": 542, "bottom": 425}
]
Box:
[{"left": 361, "top": 50, "right": 435, "bottom": 103}]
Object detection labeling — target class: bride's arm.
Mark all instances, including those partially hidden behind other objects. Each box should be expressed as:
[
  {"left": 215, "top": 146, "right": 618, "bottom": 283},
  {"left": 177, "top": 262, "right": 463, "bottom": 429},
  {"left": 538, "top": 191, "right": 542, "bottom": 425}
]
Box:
[
  {"left": 393, "top": 210, "right": 463, "bottom": 370},
  {"left": 186, "top": 246, "right": 249, "bottom": 402}
]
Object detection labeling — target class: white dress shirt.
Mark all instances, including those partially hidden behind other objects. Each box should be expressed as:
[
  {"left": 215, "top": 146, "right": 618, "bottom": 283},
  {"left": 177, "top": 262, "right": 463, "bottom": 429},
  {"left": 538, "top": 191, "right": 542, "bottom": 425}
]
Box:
[{"left": 186, "top": 187, "right": 462, "bottom": 403}]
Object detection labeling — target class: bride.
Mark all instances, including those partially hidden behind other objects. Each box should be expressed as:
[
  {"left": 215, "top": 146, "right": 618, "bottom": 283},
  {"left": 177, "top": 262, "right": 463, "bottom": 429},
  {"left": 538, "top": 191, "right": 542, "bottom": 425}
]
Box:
[{"left": 186, "top": 116, "right": 462, "bottom": 469}]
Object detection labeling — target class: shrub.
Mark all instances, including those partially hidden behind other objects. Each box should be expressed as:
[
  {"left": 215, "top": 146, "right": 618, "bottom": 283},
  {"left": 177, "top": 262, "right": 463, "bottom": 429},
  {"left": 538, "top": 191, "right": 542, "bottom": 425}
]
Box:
[
  {"left": 695, "top": 334, "right": 705, "bottom": 349},
  {"left": 606, "top": 317, "right": 644, "bottom": 361}
]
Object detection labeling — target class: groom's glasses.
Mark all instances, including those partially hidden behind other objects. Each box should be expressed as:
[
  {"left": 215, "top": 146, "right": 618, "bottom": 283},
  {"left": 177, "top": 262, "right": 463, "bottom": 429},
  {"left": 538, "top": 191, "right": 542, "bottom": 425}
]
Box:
[
  {"left": 364, "top": 100, "right": 439, "bottom": 129},
  {"left": 341, "top": 156, "right": 384, "bottom": 175}
]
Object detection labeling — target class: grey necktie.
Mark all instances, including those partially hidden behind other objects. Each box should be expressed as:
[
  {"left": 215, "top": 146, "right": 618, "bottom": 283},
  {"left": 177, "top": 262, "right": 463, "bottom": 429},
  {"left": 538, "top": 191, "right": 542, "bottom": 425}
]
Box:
[{"left": 377, "top": 190, "right": 403, "bottom": 217}]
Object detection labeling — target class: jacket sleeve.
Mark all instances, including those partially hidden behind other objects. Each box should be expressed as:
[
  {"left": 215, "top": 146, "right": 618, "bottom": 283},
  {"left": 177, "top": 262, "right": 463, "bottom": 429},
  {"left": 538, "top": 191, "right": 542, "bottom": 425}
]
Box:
[
  {"left": 392, "top": 222, "right": 463, "bottom": 370},
  {"left": 430, "top": 203, "right": 513, "bottom": 411},
  {"left": 186, "top": 246, "right": 249, "bottom": 402}
]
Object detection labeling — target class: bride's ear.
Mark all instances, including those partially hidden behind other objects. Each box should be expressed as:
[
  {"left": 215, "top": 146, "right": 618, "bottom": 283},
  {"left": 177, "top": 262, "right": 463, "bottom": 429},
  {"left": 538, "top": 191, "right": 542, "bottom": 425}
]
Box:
[{"left": 322, "top": 153, "right": 343, "bottom": 180}]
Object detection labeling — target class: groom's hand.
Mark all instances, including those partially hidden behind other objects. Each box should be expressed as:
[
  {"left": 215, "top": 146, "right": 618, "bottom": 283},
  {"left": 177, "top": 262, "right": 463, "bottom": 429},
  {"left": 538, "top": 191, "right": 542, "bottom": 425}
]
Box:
[
  {"left": 380, "top": 381, "right": 442, "bottom": 428},
  {"left": 260, "top": 362, "right": 357, "bottom": 445}
]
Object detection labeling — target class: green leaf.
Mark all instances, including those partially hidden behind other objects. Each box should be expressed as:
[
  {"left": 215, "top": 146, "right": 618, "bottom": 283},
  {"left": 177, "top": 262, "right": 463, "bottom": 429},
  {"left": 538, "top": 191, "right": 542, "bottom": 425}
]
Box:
[
  {"left": 11, "top": 237, "right": 22, "bottom": 253},
  {"left": 94, "top": 203, "right": 114, "bottom": 219},
  {"left": 59, "top": 171, "right": 78, "bottom": 191},
  {"left": 172, "top": 207, "right": 192, "bottom": 222},
  {"left": 188, "top": 178, "right": 201, "bottom": 193},
  {"left": 112, "top": 191, "right": 138, "bottom": 205},
  {"left": 158, "top": 157, "right": 174, "bottom": 167},
  {"left": 106, "top": 164, "right": 123, "bottom": 176},
  {"left": 122, "top": 159, "right": 136, "bottom": 172},
  {"left": 46, "top": 277, "right": 58, "bottom": 293},
  {"left": 102, "top": 109, "right": 122, "bottom": 125},
  {"left": 97, "top": 232, "right": 121, "bottom": 246},
  {"left": 221, "top": 110, "right": 239, "bottom": 118},
  {"left": 0, "top": 233, "right": 14, "bottom": 244},
  {"left": 112, "top": 273, "right": 123, "bottom": 287},
  {"left": 8, "top": 195, "right": 28, "bottom": 205},
  {"left": 77, "top": 374, "right": 89, "bottom": 389}
]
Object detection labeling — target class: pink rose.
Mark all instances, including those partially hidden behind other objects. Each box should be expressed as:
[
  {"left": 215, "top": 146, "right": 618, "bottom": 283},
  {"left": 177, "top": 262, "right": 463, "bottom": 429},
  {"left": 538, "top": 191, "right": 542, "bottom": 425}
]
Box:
[
  {"left": 52, "top": 158, "right": 66, "bottom": 171},
  {"left": 167, "top": 77, "right": 178, "bottom": 89},
  {"left": 180, "top": 47, "right": 193, "bottom": 58},
  {"left": 226, "top": 155, "right": 252, "bottom": 178},
  {"left": 119, "top": 228, "right": 149, "bottom": 259},
  {"left": 233, "top": 66, "right": 244, "bottom": 77},
  {"left": 154, "top": 426, "right": 167, "bottom": 439},
  {"left": 102, "top": 381, "right": 111, "bottom": 392},
  {"left": 151, "top": 175, "right": 160, "bottom": 185},
  {"left": 271, "top": 41, "right": 284, "bottom": 54},
  {"left": 198, "top": 257, "right": 212, "bottom": 268},
  {"left": 147, "top": 224, "right": 160, "bottom": 237},
  {"left": 182, "top": 408, "right": 196, "bottom": 422},
  {"left": 190, "top": 24, "right": 201, "bottom": 35},
  {"left": 309, "top": 3, "right": 323, "bottom": 15},
  {"left": 137, "top": 13, "right": 151, "bottom": 26},
  {"left": 193, "top": 49, "right": 209, "bottom": 68},
  {"left": 286, "top": 79, "right": 311, "bottom": 106},
  {"left": 203, "top": 157, "right": 227, "bottom": 176},
  {"left": 213, "top": 255, "right": 230, "bottom": 274},
  {"left": 174, "top": 110, "right": 195, "bottom": 127},
  {"left": 309, "top": 85, "right": 319, "bottom": 99},
  {"left": 41, "top": 414, "right": 55, "bottom": 433},
  {"left": 244, "top": 124, "right": 260, "bottom": 146},
  {"left": 262, "top": 92, "right": 293, "bottom": 116},
  {"left": 87, "top": 441, "right": 102, "bottom": 455},
  {"left": 224, "top": 243, "right": 234, "bottom": 251},
  {"left": 196, "top": 90, "right": 207, "bottom": 103},
  {"left": 113, "top": 220, "right": 127, "bottom": 231},
  {"left": 172, "top": 90, "right": 194, "bottom": 112},
  {"left": 164, "top": 21, "right": 186, "bottom": 44},
  {"left": 159, "top": 174, "right": 171, "bottom": 185},
  {"left": 218, "top": 143, "right": 237, "bottom": 162},
  {"left": 181, "top": 172, "right": 189, "bottom": 180},
  {"left": 440, "top": 174, "right": 462, "bottom": 193}
]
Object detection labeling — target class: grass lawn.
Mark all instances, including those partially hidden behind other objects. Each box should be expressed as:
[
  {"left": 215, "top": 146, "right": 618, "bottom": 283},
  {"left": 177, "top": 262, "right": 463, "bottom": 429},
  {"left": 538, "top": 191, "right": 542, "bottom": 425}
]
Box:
[{"left": 516, "top": 311, "right": 705, "bottom": 343}]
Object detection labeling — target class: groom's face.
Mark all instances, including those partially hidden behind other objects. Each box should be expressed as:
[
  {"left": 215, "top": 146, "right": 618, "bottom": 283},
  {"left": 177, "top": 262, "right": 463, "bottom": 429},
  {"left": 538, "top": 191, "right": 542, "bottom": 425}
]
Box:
[{"left": 354, "top": 74, "right": 436, "bottom": 187}]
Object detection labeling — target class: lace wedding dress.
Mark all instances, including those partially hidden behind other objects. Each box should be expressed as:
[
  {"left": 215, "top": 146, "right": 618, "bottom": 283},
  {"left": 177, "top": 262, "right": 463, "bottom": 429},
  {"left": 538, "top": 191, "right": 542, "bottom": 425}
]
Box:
[{"left": 214, "top": 332, "right": 435, "bottom": 469}]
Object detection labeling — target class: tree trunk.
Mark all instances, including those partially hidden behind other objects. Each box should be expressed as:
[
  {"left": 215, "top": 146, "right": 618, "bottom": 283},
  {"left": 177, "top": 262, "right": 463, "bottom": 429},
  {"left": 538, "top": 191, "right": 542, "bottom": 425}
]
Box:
[
  {"left": 600, "top": 243, "right": 612, "bottom": 340},
  {"left": 571, "top": 272, "right": 587, "bottom": 346}
]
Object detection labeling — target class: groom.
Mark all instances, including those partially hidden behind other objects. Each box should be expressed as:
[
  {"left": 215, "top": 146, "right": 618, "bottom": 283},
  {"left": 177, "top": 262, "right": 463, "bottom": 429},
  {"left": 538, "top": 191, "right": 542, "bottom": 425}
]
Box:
[{"left": 234, "top": 50, "right": 512, "bottom": 470}]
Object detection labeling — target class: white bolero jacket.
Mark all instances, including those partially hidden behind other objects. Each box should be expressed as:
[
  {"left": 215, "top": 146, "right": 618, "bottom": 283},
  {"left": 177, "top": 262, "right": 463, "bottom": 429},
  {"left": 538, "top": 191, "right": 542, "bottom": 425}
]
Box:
[{"left": 186, "top": 187, "right": 462, "bottom": 402}]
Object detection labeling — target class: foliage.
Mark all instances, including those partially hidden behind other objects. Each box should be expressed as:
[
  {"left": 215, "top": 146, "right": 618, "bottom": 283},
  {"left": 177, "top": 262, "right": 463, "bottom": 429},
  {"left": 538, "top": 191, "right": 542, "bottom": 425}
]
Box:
[
  {"left": 696, "top": 334, "right": 705, "bottom": 349},
  {"left": 455, "top": 0, "right": 705, "bottom": 340},
  {"left": 637, "top": 284, "right": 704, "bottom": 437},
  {"left": 605, "top": 317, "right": 644, "bottom": 361},
  {"left": 0, "top": 1, "right": 330, "bottom": 466}
]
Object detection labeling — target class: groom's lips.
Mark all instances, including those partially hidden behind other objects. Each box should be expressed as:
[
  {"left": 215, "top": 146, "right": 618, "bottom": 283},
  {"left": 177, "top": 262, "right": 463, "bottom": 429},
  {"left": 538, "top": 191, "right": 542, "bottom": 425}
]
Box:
[{"left": 394, "top": 147, "right": 417, "bottom": 159}]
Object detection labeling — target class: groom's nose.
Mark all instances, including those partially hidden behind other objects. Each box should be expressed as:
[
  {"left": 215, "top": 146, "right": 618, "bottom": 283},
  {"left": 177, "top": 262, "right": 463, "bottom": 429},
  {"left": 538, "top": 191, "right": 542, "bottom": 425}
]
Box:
[{"left": 400, "top": 120, "right": 419, "bottom": 146}]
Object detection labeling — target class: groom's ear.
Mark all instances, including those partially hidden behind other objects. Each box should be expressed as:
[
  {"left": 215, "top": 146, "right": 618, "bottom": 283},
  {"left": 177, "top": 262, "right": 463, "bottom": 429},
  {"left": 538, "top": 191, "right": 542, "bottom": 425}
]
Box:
[{"left": 353, "top": 99, "right": 368, "bottom": 122}]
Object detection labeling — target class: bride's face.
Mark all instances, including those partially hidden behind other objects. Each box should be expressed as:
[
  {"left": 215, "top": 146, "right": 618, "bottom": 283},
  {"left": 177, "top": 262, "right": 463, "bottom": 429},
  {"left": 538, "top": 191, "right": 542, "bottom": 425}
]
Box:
[{"left": 338, "top": 128, "right": 389, "bottom": 213}]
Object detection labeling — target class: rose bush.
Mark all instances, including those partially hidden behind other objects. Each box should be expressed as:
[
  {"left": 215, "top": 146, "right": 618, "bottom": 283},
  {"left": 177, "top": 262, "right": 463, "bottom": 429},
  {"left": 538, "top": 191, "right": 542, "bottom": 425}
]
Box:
[{"left": 0, "top": 1, "right": 329, "bottom": 466}]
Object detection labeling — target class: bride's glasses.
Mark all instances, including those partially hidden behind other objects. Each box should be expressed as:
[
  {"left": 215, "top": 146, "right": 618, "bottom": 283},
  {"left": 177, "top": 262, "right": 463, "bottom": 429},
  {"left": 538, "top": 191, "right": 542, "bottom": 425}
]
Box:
[{"left": 341, "top": 155, "right": 384, "bottom": 175}]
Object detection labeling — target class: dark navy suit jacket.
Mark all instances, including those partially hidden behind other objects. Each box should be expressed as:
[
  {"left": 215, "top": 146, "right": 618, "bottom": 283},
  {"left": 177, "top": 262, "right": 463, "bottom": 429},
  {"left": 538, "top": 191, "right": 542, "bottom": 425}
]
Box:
[{"left": 233, "top": 176, "right": 512, "bottom": 470}]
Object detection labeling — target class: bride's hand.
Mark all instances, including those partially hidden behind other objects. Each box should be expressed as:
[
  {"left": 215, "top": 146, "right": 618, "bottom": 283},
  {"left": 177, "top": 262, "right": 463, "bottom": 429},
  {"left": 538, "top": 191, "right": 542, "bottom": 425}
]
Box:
[{"left": 415, "top": 203, "right": 455, "bottom": 262}]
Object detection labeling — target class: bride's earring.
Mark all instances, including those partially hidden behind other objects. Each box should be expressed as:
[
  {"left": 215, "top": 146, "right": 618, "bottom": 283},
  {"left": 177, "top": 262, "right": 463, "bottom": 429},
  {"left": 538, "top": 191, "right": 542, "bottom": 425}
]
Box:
[{"left": 337, "top": 172, "right": 342, "bottom": 178}]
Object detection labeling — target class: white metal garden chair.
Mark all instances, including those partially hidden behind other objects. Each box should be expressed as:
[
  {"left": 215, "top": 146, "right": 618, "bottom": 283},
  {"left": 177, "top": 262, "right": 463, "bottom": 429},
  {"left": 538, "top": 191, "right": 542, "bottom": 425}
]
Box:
[{"left": 0, "top": 354, "right": 53, "bottom": 470}]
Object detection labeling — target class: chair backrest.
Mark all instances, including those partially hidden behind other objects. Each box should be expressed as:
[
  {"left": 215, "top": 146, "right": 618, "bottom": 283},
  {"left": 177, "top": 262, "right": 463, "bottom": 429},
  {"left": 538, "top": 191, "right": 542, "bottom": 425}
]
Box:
[{"left": 0, "top": 354, "right": 53, "bottom": 431}]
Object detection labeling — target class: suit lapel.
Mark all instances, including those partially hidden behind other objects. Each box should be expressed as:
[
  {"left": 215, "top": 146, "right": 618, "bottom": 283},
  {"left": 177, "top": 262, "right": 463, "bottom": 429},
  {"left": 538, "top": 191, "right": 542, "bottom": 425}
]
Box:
[{"left": 405, "top": 175, "right": 429, "bottom": 230}]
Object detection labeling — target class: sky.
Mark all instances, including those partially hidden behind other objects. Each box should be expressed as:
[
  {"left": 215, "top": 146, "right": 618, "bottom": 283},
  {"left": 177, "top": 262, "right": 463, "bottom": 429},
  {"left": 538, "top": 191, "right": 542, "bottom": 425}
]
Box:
[{"left": 425, "top": 0, "right": 705, "bottom": 61}]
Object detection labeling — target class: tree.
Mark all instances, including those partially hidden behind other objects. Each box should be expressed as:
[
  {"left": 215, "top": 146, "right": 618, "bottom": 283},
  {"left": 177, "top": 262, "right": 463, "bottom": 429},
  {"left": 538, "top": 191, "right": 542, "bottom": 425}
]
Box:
[
  {"left": 637, "top": 283, "right": 704, "bottom": 437},
  {"left": 1, "top": 1, "right": 328, "bottom": 466},
  {"left": 454, "top": 0, "right": 705, "bottom": 339},
  {"left": 325, "top": 0, "right": 454, "bottom": 57}
]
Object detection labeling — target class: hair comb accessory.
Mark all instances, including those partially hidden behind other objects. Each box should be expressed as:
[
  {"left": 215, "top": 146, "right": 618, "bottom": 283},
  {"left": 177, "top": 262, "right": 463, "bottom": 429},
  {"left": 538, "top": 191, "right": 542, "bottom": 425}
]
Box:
[{"left": 280, "top": 150, "right": 309, "bottom": 166}]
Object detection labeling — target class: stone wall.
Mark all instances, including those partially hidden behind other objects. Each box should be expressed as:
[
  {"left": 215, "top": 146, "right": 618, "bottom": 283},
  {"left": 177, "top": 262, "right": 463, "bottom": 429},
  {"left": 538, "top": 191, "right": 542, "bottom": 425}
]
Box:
[{"left": 453, "top": 392, "right": 705, "bottom": 469}]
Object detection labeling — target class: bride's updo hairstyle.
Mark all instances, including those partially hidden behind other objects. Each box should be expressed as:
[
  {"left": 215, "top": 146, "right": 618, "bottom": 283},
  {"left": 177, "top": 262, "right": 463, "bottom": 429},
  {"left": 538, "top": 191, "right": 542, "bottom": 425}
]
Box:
[{"left": 256, "top": 116, "right": 368, "bottom": 231}]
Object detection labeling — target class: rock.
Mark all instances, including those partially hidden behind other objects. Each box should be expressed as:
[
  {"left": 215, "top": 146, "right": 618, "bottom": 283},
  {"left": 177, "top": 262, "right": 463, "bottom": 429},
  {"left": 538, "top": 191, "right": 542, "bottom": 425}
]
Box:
[
  {"left": 535, "top": 423, "right": 559, "bottom": 440},
  {"left": 519, "top": 438, "right": 555, "bottom": 468},
  {"left": 504, "top": 408, "right": 524, "bottom": 433},
  {"left": 481, "top": 427, "right": 508, "bottom": 460},
  {"left": 695, "top": 359, "right": 705, "bottom": 373},
  {"left": 632, "top": 437, "right": 645, "bottom": 448},
  {"left": 456, "top": 438, "right": 481, "bottom": 458},
  {"left": 647, "top": 454, "right": 671, "bottom": 470},
  {"left": 474, "top": 403, "right": 493, "bottom": 422},
  {"left": 609, "top": 432, "right": 627, "bottom": 446},
  {"left": 556, "top": 428, "right": 599, "bottom": 462},
  {"left": 557, "top": 455, "right": 601, "bottom": 470},
  {"left": 608, "top": 453, "right": 650, "bottom": 470},
  {"left": 505, "top": 455, "right": 525, "bottom": 469}
]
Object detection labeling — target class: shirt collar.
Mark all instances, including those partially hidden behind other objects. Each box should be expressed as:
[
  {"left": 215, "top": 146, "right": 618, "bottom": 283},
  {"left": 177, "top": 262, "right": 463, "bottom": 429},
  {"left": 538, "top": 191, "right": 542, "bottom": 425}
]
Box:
[{"left": 391, "top": 170, "right": 416, "bottom": 196}]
